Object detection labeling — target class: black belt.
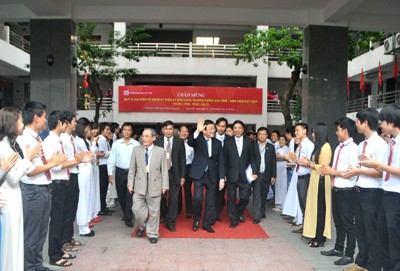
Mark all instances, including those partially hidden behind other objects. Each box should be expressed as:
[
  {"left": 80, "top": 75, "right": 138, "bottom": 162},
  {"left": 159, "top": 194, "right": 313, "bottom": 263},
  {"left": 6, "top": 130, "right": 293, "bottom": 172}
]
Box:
[
  {"left": 23, "top": 183, "right": 50, "bottom": 188},
  {"left": 52, "top": 179, "right": 70, "bottom": 186},
  {"left": 287, "top": 168, "right": 294, "bottom": 171},
  {"left": 116, "top": 167, "right": 129, "bottom": 173},
  {"left": 383, "top": 190, "right": 400, "bottom": 197},
  {"left": 333, "top": 187, "right": 353, "bottom": 192},
  {"left": 354, "top": 186, "right": 381, "bottom": 193},
  {"left": 298, "top": 174, "right": 310, "bottom": 180}
]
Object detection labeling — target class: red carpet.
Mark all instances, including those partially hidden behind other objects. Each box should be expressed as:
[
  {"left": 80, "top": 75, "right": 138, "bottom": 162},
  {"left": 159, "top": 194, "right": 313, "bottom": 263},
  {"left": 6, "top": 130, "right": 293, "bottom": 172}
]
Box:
[{"left": 132, "top": 209, "right": 269, "bottom": 239}]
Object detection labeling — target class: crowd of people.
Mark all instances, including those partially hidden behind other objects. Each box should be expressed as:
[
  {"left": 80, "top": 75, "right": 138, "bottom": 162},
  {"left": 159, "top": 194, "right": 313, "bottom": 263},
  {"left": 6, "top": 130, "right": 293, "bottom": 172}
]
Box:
[{"left": 0, "top": 101, "right": 399, "bottom": 271}]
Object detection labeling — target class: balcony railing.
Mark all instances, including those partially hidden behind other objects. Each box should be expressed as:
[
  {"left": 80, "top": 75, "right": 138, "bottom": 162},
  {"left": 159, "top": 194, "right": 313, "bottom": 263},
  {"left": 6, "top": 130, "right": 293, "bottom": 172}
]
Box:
[
  {"left": 267, "top": 100, "right": 296, "bottom": 113},
  {"left": 346, "top": 89, "right": 400, "bottom": 113},
  {"left": 0, "top": 24, "right": 30, "bottom": 53},
  {"left": 77, "top": 96, "right": 113, "bottom": 111}
]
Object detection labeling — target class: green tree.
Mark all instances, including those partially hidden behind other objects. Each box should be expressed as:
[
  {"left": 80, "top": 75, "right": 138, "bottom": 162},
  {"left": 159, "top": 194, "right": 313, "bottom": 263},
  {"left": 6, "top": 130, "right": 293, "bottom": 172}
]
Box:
[
  {"left": 233, "top": 27, "right": 384, "bottom": 127},
  {"left": 77, "top": 22, "right": 153, "bottom": 123}
]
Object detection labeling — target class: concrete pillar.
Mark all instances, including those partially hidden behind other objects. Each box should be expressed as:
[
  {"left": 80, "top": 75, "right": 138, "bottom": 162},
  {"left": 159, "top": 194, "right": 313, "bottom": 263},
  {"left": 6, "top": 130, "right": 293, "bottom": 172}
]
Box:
[
  {"left": 30, "top": 19, "right": 77, "bottom": 112},
  {"left": 302, "top": 25, "right": 348, "bottom": 144}
]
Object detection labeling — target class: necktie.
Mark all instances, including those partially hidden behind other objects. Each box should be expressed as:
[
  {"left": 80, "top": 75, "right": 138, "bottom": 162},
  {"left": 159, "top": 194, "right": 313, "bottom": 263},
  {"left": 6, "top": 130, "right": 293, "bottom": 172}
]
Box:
[
  {"left": 295, "top": 145, "right": 302, "bottom": 172},
  {"left": 385, "top": 140, "right": 396, "bottom": 181},
  {"left": 362, "top": 141, "right": 367, "bottom": 155},
  {"left": 60, "top": 141, "right": 70, "bottom": 177},
  {"left": 259, "top": 144, "right": 266, "bottom": 174},
  {"left": 166, "top": 138, "right": 172, "bottom": 170},
  {"left": 145, "top": 148, "right": 149, "bottom": 173},
  {"left": 236, "top": 138, "right": 242, "bottom": 157},
  {"left": 331, "top": 144, "right": 344, "bottom": 187},
  {"left": 70, "top": 135, "right": 79, "bottom": 170},
  {"left": 36, "top": 135, "right": 51, "bottom": 180}
]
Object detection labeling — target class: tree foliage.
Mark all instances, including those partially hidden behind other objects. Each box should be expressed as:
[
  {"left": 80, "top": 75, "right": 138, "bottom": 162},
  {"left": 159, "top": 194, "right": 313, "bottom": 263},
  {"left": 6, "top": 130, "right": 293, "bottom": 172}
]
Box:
[
  {"left": 234, "top": 27, "right": 385, "bottom": 127},
  {"left": 77, "top": 22, "right": 153, "bottom": 123}
]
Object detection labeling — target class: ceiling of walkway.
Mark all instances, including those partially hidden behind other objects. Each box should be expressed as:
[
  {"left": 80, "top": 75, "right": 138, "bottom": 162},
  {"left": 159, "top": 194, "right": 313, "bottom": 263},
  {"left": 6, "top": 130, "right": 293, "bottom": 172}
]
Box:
[{"left": 0, "top": 0, "right": 399, "bottom": 32}]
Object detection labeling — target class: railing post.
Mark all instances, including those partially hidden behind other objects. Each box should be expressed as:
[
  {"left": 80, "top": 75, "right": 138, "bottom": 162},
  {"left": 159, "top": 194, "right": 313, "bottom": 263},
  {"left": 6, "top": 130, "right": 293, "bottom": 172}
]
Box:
[{"left": 189, "top": 42, "right": 192, "bottom": 58}]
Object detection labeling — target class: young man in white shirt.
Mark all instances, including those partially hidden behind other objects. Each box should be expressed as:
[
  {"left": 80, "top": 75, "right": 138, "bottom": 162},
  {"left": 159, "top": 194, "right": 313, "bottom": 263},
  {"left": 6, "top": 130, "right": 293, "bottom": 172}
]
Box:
[
  {"left": 360, "top": 104, "right": 400, "bottom": 271},
  {"left": 343, "top": 108, "right": 387, "bottom": 271},
  {"left": 97, "top": 122, "right": 112, "bottom": 216},
  {"left": 17, "top": 102, "right": 66, "bottom": 271},
  {"left": 107, "top": 123, "right": 140, "bottom": 227},
  {"left": 318, "top": 117, "right": 359, "bottom": 266}
]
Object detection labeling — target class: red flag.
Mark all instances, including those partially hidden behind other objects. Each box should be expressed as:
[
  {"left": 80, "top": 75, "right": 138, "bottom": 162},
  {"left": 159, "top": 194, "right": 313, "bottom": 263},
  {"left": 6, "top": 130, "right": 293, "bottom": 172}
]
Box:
[
  {"left": 393, "top": 55, "right": 399, "bottom": 81},
  {"left": 360, "top": 68, "right": 365, "bottom": 93},
  {"left": 346, "top": 73, "right": 350, "bottom": 96},
  {"left": 82, "top": 71, "right": 89, "bottom": 88},
  {"left": 378, "top": 61, "right": 383, "bottom": 88}
]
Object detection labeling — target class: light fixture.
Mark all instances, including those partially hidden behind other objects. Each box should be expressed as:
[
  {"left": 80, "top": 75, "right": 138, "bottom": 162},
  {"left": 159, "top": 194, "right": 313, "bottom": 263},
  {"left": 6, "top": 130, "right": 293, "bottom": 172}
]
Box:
[
  {"left": 47, "top": 54, "right": 54, "bottom": 66},
  {"left": 72, "top": 56, "right": 78, "bottom": 68}
]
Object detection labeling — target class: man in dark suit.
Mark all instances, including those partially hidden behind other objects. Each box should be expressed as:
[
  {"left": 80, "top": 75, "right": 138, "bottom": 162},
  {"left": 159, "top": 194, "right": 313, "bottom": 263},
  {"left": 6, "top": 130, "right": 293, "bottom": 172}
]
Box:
[
  {"left": 251, "top": 127, "right": 277, "bottom": 223},
  {"left": 188, "top": 118, "right": 225, "bottom": 233},
  {"left": 155, "top": 120, "right": 186, "bottom": 232},
  {"left": 224, "top": 120, "right": 257, "bottom": 228},
  {"left": 214, "top": 117, "right": 230, "bottom": 222}
]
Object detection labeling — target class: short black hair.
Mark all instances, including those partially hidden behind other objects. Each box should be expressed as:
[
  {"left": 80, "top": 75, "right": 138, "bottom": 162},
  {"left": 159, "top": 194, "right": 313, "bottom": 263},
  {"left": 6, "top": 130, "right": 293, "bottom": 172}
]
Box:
[
  {"left": 271, "top": 130, "right": 280, "bottom": 137},
  {"left": 379, "top": 104, "right": 400, "bottom": 128},
  {"left": 21, "top": 101, "right": 46, "bottom": 125},
  {"left": 204, "top": 119, "right": 215, "bottom": 130},
  {"left": 334, "top": 117, "right": 356, "bottom": 137},
  {"left": 286, "top": 125, "right": 295, "bottom": 137},
  {"left": 356, "top": 108, "right": 379, "bottom": 131},
  {"left": 216, "top": 117, "right": 228, "bottom": 126},
  {"left": 110, "top": 122, "right": 120, "bottom": 133},
  {"left": 232, "top": 120, "right": 245, "bottom": 129},
  {"left": 295, "top": 122, "right": 308, "bottom": 134},
  {"left": 257, "top": 126, "right": 268, "bottom": 134},
  {"left": 121, "top": 122, "right": 133, "bottom": 131},
  {"left": 179, "top": 124, "right": 191, "bottom": 132},
  {"left": 63, "top": 111, "right": 76, "bottom": 123},
  {"left": 162, "top": 120, "right": 174, "bottom": 128},
  {"left": 100, "top": 122, "right": 110, "bottom": 133},
  {"left": 48, "top": 110, "right": 67, "bottom": 130}
]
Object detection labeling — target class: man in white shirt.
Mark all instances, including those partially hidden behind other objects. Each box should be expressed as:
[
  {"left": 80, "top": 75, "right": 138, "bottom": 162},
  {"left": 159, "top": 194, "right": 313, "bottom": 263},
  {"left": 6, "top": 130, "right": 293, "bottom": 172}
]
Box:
[
  {"left": 360, "top": 104, "right": 400, "bottom": 271},
  {"left": 319, "top": 117, "right": 359, "bottom": 266},
  {"left": 97, "top": 122, "right": 112, "bottom": 216},
  {"left": 108, "top": 123, "right": 140, "bottom": 227},
  {"left": 18, "top": 102, "right": 66, "bottom": 271},
  {"left": 287, "top": 122, "right": 314, "bottom": 233},
  {"left": 285, "top": 126, "right": 296, "bottom": 186},
  {"left": 342, "top": 108, "right": 387, "bottom": 271}
]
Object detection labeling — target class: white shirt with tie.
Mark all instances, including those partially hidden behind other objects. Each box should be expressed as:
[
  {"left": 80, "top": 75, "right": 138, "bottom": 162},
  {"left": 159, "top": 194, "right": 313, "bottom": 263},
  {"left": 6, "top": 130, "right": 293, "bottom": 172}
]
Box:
[
  {"left": 331, "top": 138, "right": 359, "bottom": 188},
  {"left": 43, "top": 131, "right": 69, "bottom": 181},
  {"left": 235, "top": 136, "right": 243, "bottom": 157},
  {"left": 381, "top": 135, "right": 400, "bottom": 193}
]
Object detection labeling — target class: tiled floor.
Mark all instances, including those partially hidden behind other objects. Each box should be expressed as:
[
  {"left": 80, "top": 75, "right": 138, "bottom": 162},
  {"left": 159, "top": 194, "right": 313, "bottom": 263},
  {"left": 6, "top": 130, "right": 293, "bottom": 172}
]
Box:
[{"left": 44, "top": 201, "right": 347, "bottom": 271}]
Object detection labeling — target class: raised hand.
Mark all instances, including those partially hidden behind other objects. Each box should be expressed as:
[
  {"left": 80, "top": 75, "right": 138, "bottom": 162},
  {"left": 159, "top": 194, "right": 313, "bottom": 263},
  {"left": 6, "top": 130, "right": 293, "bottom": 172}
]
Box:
[
  {"left": 0, "top": 153, "right": 19, "bottom": 172},
  {"left": 196, "top": 118, "right": 206, "bottom": 133},
  {"left": 26, "top": 143, "right": 42, "bottom": 161}
]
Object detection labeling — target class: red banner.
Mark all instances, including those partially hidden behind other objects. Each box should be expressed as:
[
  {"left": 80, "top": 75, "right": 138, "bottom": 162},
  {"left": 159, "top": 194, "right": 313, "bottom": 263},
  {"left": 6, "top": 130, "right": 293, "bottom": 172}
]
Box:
[{"left": 119, "top": 86, "right": 262, "bottom": 114}]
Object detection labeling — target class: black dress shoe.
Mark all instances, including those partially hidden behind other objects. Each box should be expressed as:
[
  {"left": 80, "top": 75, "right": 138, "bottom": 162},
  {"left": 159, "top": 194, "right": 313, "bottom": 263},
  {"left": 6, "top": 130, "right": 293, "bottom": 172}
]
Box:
[
  {"left": 105, "top": 207, "right": 115, "bottom": 213},
  {"left": 229, "top": 222, "right": 238, "bottom": 228},
  {"left": 149, "top": 237, "right": 158, "bottom": 244},
  {"left": 253, "top": 219, "right": 260, "bottom": 224},
  {"left": 160, "top": 217, "right": 165, "bottom": 223},
  {"left": 261, "top": 214, "right": 267, "bottom": 219},
  {"left": 97, "top": 211, "right": 111, "bottom": 216},
  {"left": 320, "top": 249, "right": 344, "bottom": 257},
  {"left": 136, "top": 228, "right": 145, "bottom": 237},
  {"left": 334, "top": 256, "right": 354, "bottom": 266},
  {"left": 166, "top": 224, "right": 176, "bottom": 232},
  {"left": 80, "top": 230, "right": 95, "bottom": 237},
  {"left": 239, "top": 216, "right": 245, "bottom": 223},
  {"left": 186, "top": 213, "right": 192, "bottom": 219},
  {"left": 192, "top": 221, "right": 199, "bottom": 231},
  {"left": 125, "top": 221, "right": 134, "bottom": 227},
  {"left": 203, "top": 226, "right": 215, "bottom": 233}
]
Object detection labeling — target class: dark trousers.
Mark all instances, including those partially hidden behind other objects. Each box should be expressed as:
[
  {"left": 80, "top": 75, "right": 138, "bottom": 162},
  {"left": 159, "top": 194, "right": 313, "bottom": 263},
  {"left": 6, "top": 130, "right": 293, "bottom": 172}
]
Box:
[
  {"left": 99, "top": 165, "right": 109, "bottom": 211},
  {"left": 354, "top": 188, "right": 381, "bottom": 271},
  {"left": 377, "top": 192, "right": 400, "bottom": 271},
  {"left": 252, "top": 176, "right": 270, "bottom": 220},
  {"left": 314, "top": 178, "right": 326, "bottom": 243},
  {"left": 178, "top": 187, "right": 183, "bottom": 214},
  {"left": 226, "top": 178, "right": 251, "bottom": 224},
  {"left": 115, "top": 167, "right": 133, "bottom": 222},
  {"left": 332, "top": 188, "right": 356, "bottom": 258},
  {"left": 163, "top": 170, "right": 181, "bottom": 226},
  {"left": 183, "top": 164, "right": 193, "bottom": 215},
  {"left": 297, "top": 174, "right": 310, "bottom": 216},
  {"left": 21, "top": 183, "right": 51, "bottom": 271},
  {"left": 193, "top": 172, "right": 216, "bottom": 228},
  {"left": 62, "top": 173, "right": 79, "bottom": 245},
  {"left": 215, "top": 185, "right": 226, "bottom": 218},
  {"left": 48, "top": 180, "right": 69, "bottom": 262}
]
